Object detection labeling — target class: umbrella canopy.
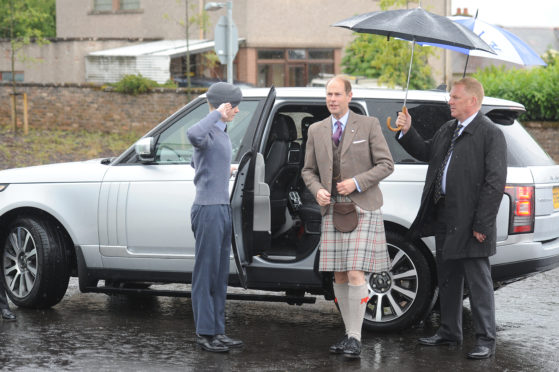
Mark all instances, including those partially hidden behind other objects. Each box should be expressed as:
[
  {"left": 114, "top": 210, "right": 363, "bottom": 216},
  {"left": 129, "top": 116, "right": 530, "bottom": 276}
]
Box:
[
  {"left": 436, "top": 16, "right": 547, "bottom": 66},
  {"left": 333, "top": 8, "right": 495, "bottom": 53},
  {"left": 333, "top": 7, "right": 494, "bottom": 131}
]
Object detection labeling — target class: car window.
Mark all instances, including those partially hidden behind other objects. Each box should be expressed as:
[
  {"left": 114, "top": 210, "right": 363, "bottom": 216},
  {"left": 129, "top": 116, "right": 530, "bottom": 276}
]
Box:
[
  {"left": 153, "top": 100, "right": 261, "bottom": 164},
  {"left": 498, "top": 121, "right": 555, "bottom": 166},
  {"left": 368, "top": 98, "right": 555, "bottom": 167},
  {"left": 367, "top": 100, "right": 451, "bottom": 163}
]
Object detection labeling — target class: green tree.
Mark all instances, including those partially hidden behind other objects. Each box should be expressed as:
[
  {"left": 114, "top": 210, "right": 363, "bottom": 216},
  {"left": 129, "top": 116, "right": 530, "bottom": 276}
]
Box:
[
  {"left": 0, "top": 0, "right": 56, "bottom": 132},
  {"left": 0, "top": 0, "right": 56, "bottom": 38},
  {"left": 341, "top": 0, "right": 436, "bottom": 90},
  {"left": 164, "top": 1, "right": 216, "bottom": 99},
  {"left": 474, "top": 54, "right": 559, "bottom": 122}
]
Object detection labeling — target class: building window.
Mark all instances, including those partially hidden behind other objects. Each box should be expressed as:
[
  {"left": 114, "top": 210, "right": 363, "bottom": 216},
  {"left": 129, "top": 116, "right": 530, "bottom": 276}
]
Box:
[
  {"left": 257, "top": 50, "right": 284, "bottom": 60},
  {"left": 93, "top": 0, "right": 141, "bottom": 12},
  {"left": 257, "top": 48, "right": 334, "bottom": 87},
  {"left": 258, "top": 64, "right": 285, "bottom": 87},
  {"left": 120, "top": 0, "right": 140, "bottom": 10},
  {"left": 1, "top": 71, "right": 24, "bottom": 82},
  {"left": 94, "top": 0, "right": 113, "bottom": 11},
  {"left": 287, "top": 49, "right": 306, "bottom": 60}
]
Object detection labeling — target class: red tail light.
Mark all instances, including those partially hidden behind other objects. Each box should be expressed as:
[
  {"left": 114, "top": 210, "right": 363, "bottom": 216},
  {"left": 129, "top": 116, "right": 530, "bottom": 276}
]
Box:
[{"left": 505, "top": 185, "right": 535, "bottom": 234}]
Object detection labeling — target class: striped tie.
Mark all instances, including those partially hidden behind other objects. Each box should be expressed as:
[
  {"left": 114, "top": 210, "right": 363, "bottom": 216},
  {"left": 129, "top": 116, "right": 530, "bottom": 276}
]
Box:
[
  {"left": 433, "top": 123, "right": 463, "bottom": 203},
  {"left": 332, "top": 121, "right": 342, "bottom": 146}
]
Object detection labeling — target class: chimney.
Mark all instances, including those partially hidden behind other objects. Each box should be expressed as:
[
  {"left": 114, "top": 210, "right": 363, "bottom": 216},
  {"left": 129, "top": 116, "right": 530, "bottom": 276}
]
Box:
[
  {"left": 456, "top": 7, "right": 462, "bottom": 15},
  {"left": 463, "top": 8, "right": 469, "bottom": 15}
]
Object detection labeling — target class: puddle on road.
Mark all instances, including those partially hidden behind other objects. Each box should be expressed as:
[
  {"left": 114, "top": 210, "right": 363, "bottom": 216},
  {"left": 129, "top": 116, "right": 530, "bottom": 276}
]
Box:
[{"left": 1, "top": 269, "right": 558, "bottom": 371}]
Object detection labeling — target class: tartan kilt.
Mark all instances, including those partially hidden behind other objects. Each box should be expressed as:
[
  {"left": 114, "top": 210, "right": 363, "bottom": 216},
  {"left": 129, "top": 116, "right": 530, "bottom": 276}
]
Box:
[{"left": 318, "top": 196, "right": 390, "bottom": 273}]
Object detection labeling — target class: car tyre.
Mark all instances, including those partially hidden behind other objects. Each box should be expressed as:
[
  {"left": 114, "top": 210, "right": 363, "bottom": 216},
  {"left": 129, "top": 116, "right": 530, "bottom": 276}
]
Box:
[
  {"left": 362, "top": 230, "right": 435, "bottom": 332},
  {"left": 2, "top": 215, "right": 70, "bottom": 309}
]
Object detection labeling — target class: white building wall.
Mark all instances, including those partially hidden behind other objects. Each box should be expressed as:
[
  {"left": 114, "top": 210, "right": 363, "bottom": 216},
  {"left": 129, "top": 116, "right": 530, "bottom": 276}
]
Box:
[
  {"left": 85, "top": 55, "right": 170, "bottom": 84},
  {"left": 0, "top": 39, "right": 148, "bottom": 84}
]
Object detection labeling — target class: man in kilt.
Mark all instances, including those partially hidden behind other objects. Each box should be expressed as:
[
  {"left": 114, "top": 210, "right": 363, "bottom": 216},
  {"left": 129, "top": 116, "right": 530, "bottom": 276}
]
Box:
[{"left": 302, "top": 76, "right": 394, "bottom": 357}]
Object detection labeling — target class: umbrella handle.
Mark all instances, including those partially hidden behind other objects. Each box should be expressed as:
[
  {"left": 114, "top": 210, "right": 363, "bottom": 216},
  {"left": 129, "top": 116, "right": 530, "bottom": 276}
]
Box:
[{"left": 386, "top": 106, "right": 408, "bottom": 132}]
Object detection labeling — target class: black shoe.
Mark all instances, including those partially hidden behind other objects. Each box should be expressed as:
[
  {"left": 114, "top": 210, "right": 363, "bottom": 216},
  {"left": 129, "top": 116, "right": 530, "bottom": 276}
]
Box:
[
  {"left": 196, "top": 335, "right": 229, "bottom": 353},
  {"left": 467, "top": 345, "right": 494, "bottom": 359},
  {"left": 329, "top": 335, "right": 348, "bottom": 354},
  {"left": 418, "top": 334, "right": 459, "bottom": 346},
  {"left": 1, "top": 309, "right": 16, "bottom": 321},
  {"left": 342, "top": 337, "right": 361, "bottom": 358},
  {"left": 215, "top": 334, "right": 244, "bottom": 348}
]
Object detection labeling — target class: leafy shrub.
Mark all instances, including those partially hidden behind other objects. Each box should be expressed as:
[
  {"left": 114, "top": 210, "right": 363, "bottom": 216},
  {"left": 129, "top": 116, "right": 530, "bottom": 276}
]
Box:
[
  {"left": 112, "top": 74, "right": 158, "bottom": 95},
  {"left": 474, "top": 54, "right": 559, "bottom": 122},
  {"left": 160, "top": 79, "right": 178, "bottom": 88}
]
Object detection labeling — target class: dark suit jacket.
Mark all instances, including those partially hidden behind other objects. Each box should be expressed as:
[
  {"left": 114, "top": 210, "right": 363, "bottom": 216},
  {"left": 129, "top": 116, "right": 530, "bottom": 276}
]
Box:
[
  {"left": 301, "top": 111, "right": 394, "bottom": 215},
  {"left": 398, "top": 112, "right": 507, "bottom": 260}
]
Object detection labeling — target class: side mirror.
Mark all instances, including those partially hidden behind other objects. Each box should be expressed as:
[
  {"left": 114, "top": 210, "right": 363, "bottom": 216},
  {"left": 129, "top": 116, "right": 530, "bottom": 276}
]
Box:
[{"left": 135, "top": 137, "right": 155, "bottom": 162}]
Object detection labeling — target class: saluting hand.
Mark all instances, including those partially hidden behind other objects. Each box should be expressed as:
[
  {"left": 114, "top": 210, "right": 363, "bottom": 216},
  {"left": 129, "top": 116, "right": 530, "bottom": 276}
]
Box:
[{"left": 217, "top": 103, "right": 233, "bottom": 121}]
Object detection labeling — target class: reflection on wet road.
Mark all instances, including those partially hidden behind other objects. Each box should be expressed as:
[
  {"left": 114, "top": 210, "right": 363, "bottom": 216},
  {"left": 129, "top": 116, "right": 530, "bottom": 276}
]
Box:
[{"left": 1, "top": 268, "right": 558, "bottom": 371}]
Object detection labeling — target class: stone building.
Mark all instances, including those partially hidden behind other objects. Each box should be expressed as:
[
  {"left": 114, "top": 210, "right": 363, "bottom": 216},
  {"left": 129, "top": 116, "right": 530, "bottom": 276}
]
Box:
[{"left": 0, "top": 0, "right": 451, "bottom": 87}]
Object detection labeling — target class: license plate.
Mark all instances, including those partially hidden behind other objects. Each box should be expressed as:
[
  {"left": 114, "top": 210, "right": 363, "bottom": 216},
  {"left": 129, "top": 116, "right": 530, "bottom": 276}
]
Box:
[{"left": 554, "top": 187, "right": 559, "bottom": 209}]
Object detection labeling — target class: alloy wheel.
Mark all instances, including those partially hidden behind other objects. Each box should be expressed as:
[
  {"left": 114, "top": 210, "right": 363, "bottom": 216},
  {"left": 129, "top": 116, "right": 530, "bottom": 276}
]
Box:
[
  {"left": 364, "top": 243, "right": 419, "bottom": 323},
  {"left": 3, "top": 226, "right": 38, "bottom": 298}
]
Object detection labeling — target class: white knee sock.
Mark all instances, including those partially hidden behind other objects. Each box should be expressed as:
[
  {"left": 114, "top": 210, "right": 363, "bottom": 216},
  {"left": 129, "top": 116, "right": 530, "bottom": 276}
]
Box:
[
  {"left": 333, "top": 282, "right": 349, "bottom": 335},
  {"left": 347, "top": 283, "right": 369, "bottom": 341}
]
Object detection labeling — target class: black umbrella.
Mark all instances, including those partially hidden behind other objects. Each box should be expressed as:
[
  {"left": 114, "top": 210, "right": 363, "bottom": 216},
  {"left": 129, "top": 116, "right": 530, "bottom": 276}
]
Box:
[{"left": 333, "top": 6, "right": 495, "bottom": 131}]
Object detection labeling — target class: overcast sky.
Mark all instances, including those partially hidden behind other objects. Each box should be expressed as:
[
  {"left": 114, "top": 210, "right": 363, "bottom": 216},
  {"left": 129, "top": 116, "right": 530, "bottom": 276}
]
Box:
[{"left": 451, "top": 0, "right": 559, "bottom": 27}]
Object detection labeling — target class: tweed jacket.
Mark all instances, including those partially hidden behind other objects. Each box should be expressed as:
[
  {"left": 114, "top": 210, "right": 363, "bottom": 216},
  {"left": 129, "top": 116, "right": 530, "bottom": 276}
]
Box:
[{"left": 301, "top": 110, "right": 394, "bottom": 215}]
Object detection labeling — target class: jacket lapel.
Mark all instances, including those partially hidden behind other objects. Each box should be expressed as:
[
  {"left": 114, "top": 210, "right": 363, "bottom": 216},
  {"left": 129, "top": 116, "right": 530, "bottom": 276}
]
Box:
[
  {"left": 460, "top": 112, "right": 483, "bottom": 138},
  {"left": 319, "top": 118, "right": 333, "bottom": 164},
  {"left": 341, "top": 111, "right": 358, "bottom": 156}
]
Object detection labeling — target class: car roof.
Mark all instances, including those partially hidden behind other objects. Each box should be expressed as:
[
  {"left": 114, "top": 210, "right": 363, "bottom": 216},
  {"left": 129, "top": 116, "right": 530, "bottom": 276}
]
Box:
[{"left": 228, "top": 87, "right": 525, "bottom": 110}]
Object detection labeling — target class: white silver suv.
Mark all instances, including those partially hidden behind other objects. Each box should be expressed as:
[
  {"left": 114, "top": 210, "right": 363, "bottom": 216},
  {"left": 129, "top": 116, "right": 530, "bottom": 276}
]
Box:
[{"left": 1, "top": 87, "right": 558, "bottom": 332}]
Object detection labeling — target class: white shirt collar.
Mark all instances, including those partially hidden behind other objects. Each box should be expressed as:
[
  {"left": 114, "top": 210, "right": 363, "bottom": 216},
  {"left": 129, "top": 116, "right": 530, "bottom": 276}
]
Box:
[
  {"left": 458, "top": 111, "right": 478, "bottom": 129},
  {"left": 331, "top": 110, "right": 350, "bottom": 131}
]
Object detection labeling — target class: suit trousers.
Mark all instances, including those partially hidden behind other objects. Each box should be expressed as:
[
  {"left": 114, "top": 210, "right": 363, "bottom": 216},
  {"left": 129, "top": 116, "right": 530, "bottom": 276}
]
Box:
[
  {"left": 190, "top": 204, "right": 232, "bottom": 336},
  {"left": 0, "top": 287, "right": 9, "bottom": 310},
  {"left": 434, "top": 200, "right": 496, "bottom": 348}
]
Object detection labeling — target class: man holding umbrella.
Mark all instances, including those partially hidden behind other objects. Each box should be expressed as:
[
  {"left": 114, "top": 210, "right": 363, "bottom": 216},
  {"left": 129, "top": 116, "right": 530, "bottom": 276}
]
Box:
[{"left": 395, "top": 77, "right": 507, "bottom": 359}]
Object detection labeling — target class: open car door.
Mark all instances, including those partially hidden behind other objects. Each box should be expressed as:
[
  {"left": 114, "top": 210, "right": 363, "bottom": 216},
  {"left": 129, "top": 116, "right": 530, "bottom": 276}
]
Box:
[{"left": 231, "top": 87, "right": 276, "bottom": 288}]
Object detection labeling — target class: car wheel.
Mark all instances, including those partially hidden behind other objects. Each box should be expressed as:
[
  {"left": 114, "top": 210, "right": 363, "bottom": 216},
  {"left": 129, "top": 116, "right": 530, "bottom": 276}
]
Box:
[
  {"left": 2, "top": 215, "right": 70, "bottom": 309},
  {"left": 362, "top": 230, "right": 435, "bottom": 331}
]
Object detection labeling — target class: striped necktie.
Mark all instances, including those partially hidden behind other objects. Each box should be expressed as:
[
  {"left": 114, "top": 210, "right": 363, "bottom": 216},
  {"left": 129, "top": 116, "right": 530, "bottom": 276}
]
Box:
[
  {"left": 433, "top": 123, "right": 463, "bottom": 203},
  {"left": 332, "top": 121, "right": 342, "bottom": 146}
]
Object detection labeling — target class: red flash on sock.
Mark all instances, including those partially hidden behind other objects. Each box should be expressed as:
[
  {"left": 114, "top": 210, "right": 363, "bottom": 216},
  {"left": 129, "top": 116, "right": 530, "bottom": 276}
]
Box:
[
  {"left": 334, "top": 297, "right": 338, "bottom": 304},
  {"left": 360, "top": 297, "right": 369, "bottom": 304}
]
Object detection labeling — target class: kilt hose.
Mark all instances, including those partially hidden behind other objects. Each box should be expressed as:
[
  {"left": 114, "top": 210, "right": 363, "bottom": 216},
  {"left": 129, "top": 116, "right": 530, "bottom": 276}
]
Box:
[{"left": 319, "top": 195, "right": 390, "bottom": 273}]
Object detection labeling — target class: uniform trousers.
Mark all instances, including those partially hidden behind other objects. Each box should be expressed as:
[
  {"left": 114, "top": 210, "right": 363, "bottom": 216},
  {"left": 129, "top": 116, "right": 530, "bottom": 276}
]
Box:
[
  {"left": 0, "top": 287, "right": 9, "bottom": 309},
  {"left": 434, "top": 199, "right": 496, "bottom": 348},
  {"left": 190, "top": 204, "right": 232, "bottom": 336}
]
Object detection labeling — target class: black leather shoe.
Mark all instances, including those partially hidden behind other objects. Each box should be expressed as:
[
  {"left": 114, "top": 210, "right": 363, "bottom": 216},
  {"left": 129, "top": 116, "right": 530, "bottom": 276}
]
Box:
[
  {"left": 418, "top": 334, "right": 459, "bottom": 346},
  {"left": 467, "top": 345, "right": 494, "bottom": 359},
  {"left": 1, "top": 308, "right": 16, "bottom": 321},
  {"left": 215, "top": 334, "right": 244, "bottom": 348},
  {"left": 343, "top": 337, "right": 361, "bottom": 358},
  {"left": 329, "top": 335, "right": 348, "bottom": 354},
  {"left": 196, "top": 335, "right": 229, "bottom": 353}
]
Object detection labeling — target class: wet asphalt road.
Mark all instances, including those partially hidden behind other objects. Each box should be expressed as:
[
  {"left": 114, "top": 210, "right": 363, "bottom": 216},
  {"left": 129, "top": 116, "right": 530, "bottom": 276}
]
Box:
[{"left": 1, "top": 268, "right": 559, "bottom": 372}]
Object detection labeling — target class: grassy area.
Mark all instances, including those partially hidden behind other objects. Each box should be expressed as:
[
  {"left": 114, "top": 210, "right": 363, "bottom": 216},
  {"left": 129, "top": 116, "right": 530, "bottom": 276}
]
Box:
[{"left": 0, "top": 125, "right": 143, "bottom": 170}]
